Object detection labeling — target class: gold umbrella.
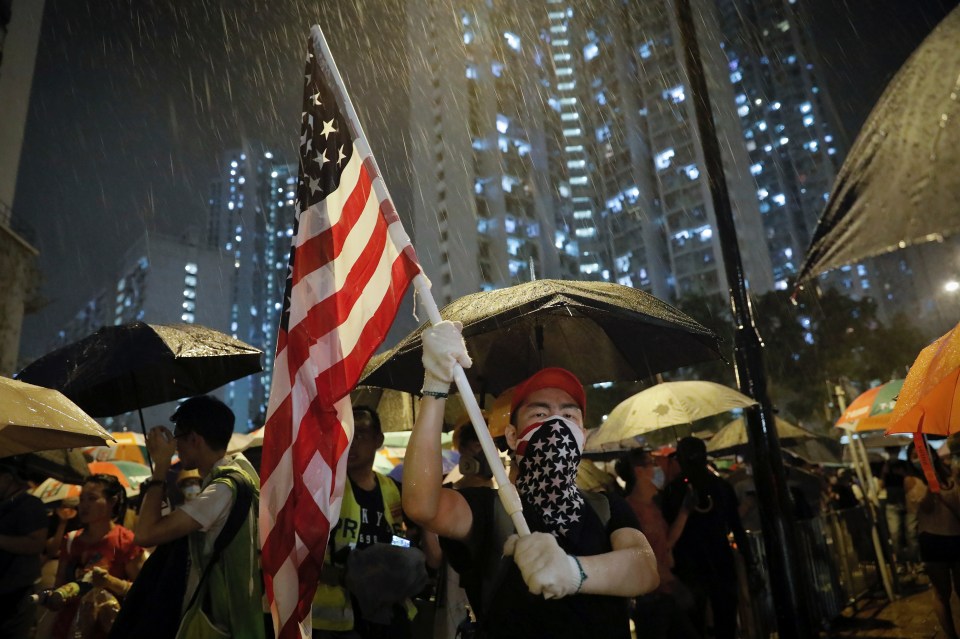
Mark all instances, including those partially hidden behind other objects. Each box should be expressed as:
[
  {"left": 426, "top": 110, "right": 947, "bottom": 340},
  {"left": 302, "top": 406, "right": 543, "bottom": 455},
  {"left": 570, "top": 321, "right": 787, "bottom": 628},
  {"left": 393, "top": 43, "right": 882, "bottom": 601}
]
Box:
[{"left": 0, "top": 376, "right": 113, "bottom": 457}]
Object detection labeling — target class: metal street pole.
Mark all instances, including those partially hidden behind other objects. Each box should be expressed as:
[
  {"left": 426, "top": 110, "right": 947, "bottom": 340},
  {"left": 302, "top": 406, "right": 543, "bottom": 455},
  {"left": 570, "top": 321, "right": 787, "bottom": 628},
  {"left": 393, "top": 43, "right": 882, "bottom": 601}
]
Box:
[{"left": 673, "top": 0, "right": 815, "bottom": 636}]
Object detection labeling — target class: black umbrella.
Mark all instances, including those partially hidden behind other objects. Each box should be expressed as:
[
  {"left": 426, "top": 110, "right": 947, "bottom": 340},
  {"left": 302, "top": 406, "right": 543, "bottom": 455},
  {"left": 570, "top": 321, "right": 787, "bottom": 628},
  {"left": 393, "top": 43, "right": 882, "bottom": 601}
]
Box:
[
  {"left": 361, "top": 279, "right": 721, "bottom": 396},
  {"left": 16, "top": 322, "right": 263, "bottom": 418},
  {"left": 796, "top": 6, "right": 960, "bottom": 283}
]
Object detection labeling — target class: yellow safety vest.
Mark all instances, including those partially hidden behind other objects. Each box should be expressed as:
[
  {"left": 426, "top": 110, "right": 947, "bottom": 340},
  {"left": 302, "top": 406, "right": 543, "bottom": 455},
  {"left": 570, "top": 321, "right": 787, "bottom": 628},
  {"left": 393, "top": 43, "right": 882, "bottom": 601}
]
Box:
[{"left": 312, "top": 473, "right": 404, "bottom": 631}]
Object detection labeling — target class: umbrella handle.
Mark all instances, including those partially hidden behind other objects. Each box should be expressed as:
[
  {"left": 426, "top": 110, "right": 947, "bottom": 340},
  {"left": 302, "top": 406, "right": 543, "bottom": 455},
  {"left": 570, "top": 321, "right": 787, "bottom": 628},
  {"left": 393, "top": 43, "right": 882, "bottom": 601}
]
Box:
[{"left": 415, "top": 274, "right": 531, "bottom": 537}]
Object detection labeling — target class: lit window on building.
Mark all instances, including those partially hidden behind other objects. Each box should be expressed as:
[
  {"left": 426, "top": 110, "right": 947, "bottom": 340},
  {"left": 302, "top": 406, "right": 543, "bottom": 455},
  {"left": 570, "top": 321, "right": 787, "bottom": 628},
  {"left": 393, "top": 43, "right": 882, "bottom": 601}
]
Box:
[
  {"left": 569, "top": 176, "right": 588, "bottom": 185},
  {"left": 738, "top": 105, "right": 749, "bottom": 117},
  {"left": 504, "top": 32, "right": 521, "bottom": 51},
  {"left": 496, "top": 114, "right": 509, "bottom": 133},
  {"left": 575, "top": 227, "right": 596, "bottom": 238},
  {"left": 654, "top": 148, "right": 675, "bottom": 170},
  {"left": 466, "top": 65, "right": 478, "bottom": 79},
  {"left": 771, "top": 101, "right": 782, "bottom": 111},
  {"left": 779, "top": 136, "right": 789, "bottom": 145},
  {"left": 182, "top": 312, "right": 196, "bottom": 323},
  {"left": 563, "top": 128, "right": 583, "bottom": 138},
  {"left": 772, "top": 194, "right": 786, "bottom": 206},
  {"left": 662, "top": 85, "right": 685, "bottom": 103},
  {"left": 584, "top": 42, "right": 599, "bottom": 61},
  {"left": 639, "top": 42, "right": 653, "bottom": 59},
  {"left": 750, "top": 163, "right": 763, "bottom": 176},
  {"left": 683, "top": 164, "right": 700, "bottom": 180},
  {"left": 557, "top": 82, "right": 576, "bottom": 91},
  {"left": 464, "top": 31, "right": 473, "bottom": 45},
  {"left": 735, "top": 94, "right": 747, "bottom": 105},
  {"left": 561, "top": 112, "right": 579, "bottom": 121},
  {"left": 579, "top": 263, "right": 600, "bottom": 274},
  {"left": 757, "top": 188, "right": 769, "bottom": 199},
  {"left": 730, "top": 70, "right": 743, "bottom": 83},
  {"left": 803, "top": 115, "right": 814, "bottom": 127},
  {"left": 491, "top": 61, "right": 504, "bottom": 77}
]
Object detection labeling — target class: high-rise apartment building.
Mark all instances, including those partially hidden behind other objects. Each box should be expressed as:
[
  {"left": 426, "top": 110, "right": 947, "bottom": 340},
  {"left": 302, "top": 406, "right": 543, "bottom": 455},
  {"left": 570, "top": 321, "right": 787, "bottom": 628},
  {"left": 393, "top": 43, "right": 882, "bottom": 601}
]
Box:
[
  {"left": 206, "top": 145, "right": 297, "bottom": 429},
  {"left": 50, "top": 231, "right": 235, "bottom": 430},
  {"left": 548, "top": 0, "right": 775, "bottom": 300},
  {"left": 715, "top": 0, "right": 847, "bottom": 291},
  {"left": 406, "top": 0, "right": 576, "bottom": 303}
]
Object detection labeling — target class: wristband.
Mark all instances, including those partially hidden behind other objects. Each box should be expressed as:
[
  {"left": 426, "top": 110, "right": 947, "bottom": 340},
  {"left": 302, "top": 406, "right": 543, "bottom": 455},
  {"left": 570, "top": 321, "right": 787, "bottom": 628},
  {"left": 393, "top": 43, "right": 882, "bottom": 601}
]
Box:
[
  {"left": 142, "top": 479, "right": 166, "bottom": 492},
  {"left": 569, "top": 555, "right": 586, "bottom": 593},
  {"left": 421, "top": 390, "right": 449, "bottom": 399}
]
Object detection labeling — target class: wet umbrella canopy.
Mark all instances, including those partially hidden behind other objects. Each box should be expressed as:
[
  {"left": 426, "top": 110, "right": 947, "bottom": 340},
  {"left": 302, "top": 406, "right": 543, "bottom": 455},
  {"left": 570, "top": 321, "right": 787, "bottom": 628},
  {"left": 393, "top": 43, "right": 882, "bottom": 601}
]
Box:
[
  {"left": 16, "top": 322, "right": 263, "bottom": 417},
  {"left": 796, "top": 6, "right": 960, "bottom": 282},
  {"left": 0, "top": 376, "right": 113, "bottom": 457},
  {"left": 361, "top": 279, "right": 721, "bottom": 396}
]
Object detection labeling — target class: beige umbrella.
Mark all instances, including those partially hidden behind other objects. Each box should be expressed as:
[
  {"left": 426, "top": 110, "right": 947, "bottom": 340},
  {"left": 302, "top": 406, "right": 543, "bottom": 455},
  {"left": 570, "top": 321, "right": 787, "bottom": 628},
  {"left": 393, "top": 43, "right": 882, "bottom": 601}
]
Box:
[
  {"left": 0, "top": 376, "right": 113, "bottom": 457},
  {"left": 707, "top": 416, "right": 816, "bottom": 456},
  {"left": 586, "top": 381, "right": 757, "bottom": 453}
]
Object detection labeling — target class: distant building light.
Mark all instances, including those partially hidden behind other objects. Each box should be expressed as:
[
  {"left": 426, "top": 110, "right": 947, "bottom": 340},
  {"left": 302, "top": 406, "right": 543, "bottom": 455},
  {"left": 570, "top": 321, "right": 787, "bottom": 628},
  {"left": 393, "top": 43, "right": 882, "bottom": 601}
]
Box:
[
  {"left": 799, "top": 101, "right": 812, "bottom": 114},
  {"left": 945, "top": 280, "right": 960, "bottom": 293},
  {"left": 771, "top": 101, "right": 782, "bottom": 111},
  {"left": 583, "top": 42, "right": 599, "bottom": 61},
  {"left": 654, "top": 148, "right": 675, "bottom": 170},
  {"left": 504, "top": 32, "right": 521, "bottom": 51},
  {"left": 750, "top": 163, "right": 763, "bottom": 176},
  {"left": 738, "top": 105, "right": 750, "bottom": 117}
]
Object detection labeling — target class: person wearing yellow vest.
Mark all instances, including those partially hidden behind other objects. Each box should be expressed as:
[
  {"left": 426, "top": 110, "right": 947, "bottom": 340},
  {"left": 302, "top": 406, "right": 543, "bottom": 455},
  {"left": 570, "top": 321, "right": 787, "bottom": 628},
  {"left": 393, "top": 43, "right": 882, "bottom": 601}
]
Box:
[{"left": 313, "top": 406, "right": 440, "bottom": 639}]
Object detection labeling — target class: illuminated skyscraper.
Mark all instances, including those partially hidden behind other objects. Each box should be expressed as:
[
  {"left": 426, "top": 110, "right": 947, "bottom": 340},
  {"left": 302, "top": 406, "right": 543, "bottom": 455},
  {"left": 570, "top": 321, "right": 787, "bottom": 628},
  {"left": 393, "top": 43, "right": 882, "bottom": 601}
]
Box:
[
  {"left": 406, "top": 0, "right": 576, "bottom": 303},
  {"left": 207, "top": 146, "right": 297, "bottom": 429}
]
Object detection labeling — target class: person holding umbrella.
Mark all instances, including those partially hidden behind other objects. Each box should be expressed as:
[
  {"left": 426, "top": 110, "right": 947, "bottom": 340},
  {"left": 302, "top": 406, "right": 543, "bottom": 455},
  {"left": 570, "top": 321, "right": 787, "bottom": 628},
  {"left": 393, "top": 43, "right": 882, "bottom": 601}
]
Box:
[{"left": 403, "top": 321, "right": 659, "bottom": 639}]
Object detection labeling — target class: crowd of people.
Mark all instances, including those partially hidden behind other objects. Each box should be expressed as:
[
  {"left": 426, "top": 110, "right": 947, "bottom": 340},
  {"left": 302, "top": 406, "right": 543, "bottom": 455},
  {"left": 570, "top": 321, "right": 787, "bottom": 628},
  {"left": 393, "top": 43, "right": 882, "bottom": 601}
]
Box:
[{"left": 2, "top": 319, "right": 958, "bottom": 639}]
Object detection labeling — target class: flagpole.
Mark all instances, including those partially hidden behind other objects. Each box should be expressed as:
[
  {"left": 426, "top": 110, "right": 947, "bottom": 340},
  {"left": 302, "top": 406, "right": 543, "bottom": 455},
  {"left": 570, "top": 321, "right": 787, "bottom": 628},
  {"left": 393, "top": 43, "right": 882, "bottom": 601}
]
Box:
[{"left": 309, "top": 26, "right": 530, "bottom": 537}]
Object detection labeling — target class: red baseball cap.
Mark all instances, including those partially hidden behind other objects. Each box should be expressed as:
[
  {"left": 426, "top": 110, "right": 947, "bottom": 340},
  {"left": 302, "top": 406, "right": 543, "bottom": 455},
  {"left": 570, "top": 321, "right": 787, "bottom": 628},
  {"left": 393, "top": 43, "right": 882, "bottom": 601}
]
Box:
[{"left": 510, "top": 367, "right": 586, "bottom": 419}]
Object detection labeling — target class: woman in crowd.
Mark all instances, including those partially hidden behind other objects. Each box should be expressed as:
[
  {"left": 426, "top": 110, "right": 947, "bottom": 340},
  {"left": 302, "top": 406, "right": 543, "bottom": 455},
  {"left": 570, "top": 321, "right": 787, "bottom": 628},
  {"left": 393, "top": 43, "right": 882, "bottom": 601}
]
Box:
[
  {"left": 617, "top": 448, "right": 699, "bottom": 639},
  {"left": 47, "top": 473, "right": 146, "bottom": 639},
  {"left": 905, "top": 449, "right": 960, "bottom": 639}
]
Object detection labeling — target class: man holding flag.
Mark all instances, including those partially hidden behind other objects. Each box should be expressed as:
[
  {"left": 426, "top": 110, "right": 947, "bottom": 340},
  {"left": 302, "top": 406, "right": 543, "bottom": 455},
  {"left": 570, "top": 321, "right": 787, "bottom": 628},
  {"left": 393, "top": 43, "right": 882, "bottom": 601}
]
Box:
[
  {"left": 258, "top": 26, "right": 422, "bottom": 639},
  {"left": 403, "top": 322, "right": 660, "bottom": 638}
]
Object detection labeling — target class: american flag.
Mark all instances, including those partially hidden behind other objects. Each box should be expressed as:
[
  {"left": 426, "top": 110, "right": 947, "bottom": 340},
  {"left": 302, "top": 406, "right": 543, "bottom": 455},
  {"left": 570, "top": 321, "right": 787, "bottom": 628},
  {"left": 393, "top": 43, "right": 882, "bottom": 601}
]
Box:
[{"left": 259, "top": 27, "right": 421, "bottom": 639}]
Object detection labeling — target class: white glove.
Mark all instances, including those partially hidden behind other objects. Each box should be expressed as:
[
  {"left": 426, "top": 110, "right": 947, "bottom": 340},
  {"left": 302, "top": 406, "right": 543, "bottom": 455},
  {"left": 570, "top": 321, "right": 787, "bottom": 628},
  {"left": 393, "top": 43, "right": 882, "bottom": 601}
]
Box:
[
  {"left": 421, "top": 320, "right": 472, "bottom": 394},
  {"left": 503, "top": 532, "right": 582, "bottom": 599}
]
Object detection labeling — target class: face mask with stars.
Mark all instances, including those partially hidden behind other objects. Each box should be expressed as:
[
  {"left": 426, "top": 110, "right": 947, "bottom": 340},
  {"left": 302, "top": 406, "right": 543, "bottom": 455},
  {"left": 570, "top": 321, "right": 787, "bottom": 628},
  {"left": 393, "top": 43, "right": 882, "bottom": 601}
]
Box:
[{"left": 514, "top": 416, "right": 585, "bottom": 540}]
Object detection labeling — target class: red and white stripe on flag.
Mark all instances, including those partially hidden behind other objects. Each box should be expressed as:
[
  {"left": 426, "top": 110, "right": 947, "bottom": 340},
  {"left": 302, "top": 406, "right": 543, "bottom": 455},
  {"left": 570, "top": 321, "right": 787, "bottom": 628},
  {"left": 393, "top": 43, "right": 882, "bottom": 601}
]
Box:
[{"left": 259, "top": 28, "right": 421, "bottom": 639}]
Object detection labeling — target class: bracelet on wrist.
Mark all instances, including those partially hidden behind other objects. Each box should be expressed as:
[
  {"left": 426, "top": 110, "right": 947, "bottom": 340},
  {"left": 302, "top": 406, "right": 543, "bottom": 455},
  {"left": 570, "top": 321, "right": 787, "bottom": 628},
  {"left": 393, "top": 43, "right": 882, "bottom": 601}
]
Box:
[
  {"left": 571, "top": 555, "right": 586, "bottom": 593},
  {"left": 421, "top": 389, "right": 449, "bottom": 399},
  {"left": 142, "top": 479, "right": 166, "bottom": 492}
]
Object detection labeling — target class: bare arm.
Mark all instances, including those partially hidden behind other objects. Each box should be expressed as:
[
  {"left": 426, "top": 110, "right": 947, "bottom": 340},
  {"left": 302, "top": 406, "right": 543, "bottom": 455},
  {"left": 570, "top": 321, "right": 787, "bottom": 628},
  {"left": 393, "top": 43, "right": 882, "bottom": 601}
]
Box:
[
  {"left": 401, "top": 396, "right": 474, "bottom": 541},
  {"left": 576, "top": 527, "right": 659, "bottom": 597}
]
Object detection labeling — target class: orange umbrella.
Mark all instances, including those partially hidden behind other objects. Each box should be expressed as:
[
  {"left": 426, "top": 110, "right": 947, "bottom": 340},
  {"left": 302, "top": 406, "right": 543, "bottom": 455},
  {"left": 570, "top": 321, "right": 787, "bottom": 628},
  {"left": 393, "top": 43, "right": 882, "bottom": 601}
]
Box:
[
  {"left": 887, "top": 322, "right": 960, "bottom": 437},
  {"left": 887, "top": 321, "right": 960, "bottom": 491},
  {"left": 835, "top": 380, "right": 904, "bottom": 432},
  {"left": 83, "top": 431, "right": 148, "bottom": 465}
]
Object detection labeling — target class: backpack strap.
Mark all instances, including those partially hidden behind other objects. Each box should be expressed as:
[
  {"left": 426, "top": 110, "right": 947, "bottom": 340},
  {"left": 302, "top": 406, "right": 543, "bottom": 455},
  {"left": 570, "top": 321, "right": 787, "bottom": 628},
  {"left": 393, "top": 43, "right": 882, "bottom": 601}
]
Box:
[{"left": 181, "top": 469, "right": 255, "bottom": 616}]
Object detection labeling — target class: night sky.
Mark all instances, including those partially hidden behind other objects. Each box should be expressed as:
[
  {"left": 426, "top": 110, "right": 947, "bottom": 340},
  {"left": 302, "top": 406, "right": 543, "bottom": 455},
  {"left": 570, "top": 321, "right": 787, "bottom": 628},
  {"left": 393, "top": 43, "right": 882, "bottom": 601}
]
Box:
[{"left": 12, "top": 0, "right": 959, "bottom": 361}]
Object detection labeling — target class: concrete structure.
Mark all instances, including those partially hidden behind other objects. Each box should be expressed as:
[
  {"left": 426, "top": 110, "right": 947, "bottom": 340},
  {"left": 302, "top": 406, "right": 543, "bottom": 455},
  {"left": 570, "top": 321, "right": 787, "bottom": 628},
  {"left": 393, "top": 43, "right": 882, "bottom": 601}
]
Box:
[{"left": 0, "top": 0, "right": 42, "bottom": 375}]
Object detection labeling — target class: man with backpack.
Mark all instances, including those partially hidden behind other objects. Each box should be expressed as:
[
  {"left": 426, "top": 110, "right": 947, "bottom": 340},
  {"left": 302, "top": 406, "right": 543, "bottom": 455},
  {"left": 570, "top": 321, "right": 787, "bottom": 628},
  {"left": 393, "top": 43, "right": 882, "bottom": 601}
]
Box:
[
  {"left": 134, "top": 395, "right": 265, "bottom": 639},
  {"left": 402, "top": 321, "right": 659, "bottom": 638}
]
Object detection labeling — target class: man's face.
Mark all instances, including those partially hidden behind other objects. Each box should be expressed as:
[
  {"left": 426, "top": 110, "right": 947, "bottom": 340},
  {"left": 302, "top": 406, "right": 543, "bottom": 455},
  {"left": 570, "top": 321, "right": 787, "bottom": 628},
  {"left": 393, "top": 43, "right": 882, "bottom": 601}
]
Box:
[
  {"left": 347, "top": 412, "right": 383, "bottom": 474},
  {"left": 507, "top": 387, "right": 584, "bottom": 449}
]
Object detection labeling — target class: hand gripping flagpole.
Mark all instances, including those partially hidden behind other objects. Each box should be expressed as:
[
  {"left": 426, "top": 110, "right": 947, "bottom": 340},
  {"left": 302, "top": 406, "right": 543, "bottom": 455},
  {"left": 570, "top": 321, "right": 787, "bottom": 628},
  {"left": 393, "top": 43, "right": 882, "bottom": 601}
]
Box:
[{"left": 309, "top": 26, "right": 530, "bottom": 537}]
